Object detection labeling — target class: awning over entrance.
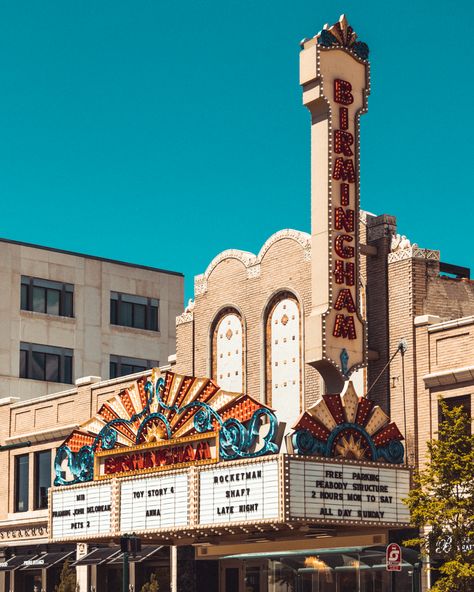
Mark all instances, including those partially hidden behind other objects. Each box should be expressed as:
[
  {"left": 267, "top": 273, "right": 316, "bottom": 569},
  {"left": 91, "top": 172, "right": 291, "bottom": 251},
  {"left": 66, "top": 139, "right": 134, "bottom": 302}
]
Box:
[
  {"left": 72, "top": 548, "right": 121, "bottom": 566},
  {"left": 0, "top": 554, "right": 42, "bottom": 571},
  {"left": 223, "top": 545, "right": 420, "bottom": 567},
  {"left": 109, "top": 545, "right": 164, "bottom": 564},
  {"left": 21, "top": 550, "right": 74, "bottom": 571}
]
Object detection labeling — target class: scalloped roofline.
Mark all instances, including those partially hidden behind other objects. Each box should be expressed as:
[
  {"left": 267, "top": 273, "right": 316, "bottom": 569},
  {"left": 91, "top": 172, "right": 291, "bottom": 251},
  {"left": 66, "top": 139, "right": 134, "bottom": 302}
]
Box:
[
  {"left": 191, "top": 229, "right": 311, "bottom": 299},
  {"left": 196, "top": 229, "right": 311, "bottom": 281}
]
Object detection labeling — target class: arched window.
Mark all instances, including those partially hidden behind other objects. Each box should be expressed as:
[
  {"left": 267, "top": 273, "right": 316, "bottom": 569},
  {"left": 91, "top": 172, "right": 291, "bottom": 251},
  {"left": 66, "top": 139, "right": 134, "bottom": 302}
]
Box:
[
  {"left": 266, "top": 294, "right": 302, "bottom": 432},
  {"left": 212, "top": 309, "right": 244, "bottom": 393}
]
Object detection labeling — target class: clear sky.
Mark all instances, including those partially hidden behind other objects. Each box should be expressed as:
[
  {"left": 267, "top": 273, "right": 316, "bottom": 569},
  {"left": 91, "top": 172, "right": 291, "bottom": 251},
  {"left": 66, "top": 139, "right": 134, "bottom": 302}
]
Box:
[{"left": 0, "top": 0, "right": 472, "bottom": 302}]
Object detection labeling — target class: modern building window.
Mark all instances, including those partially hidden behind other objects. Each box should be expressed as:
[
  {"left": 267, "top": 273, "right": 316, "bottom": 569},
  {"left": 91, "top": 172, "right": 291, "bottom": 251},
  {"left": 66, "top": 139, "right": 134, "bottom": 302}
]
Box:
[
  {"left": 15, "top": 454, "right": 29, "bottom": 512},
  {"left": 438, "top": 395, "right": 472, "bottom": 436},
  {"left": 110, "top": 292, "right": 159, "bottom": 331},
  {"left": 34, "top": 450, "right": 51, "bottom": 510},
  {"left": 109, "top": 355, "right": 159, "bottom": 379},
  {"left": 20, "top": 343, "right": 73, "bottom": 384},
  {"left": 21, "top": 276, "right": 73, "bottom": 317}
]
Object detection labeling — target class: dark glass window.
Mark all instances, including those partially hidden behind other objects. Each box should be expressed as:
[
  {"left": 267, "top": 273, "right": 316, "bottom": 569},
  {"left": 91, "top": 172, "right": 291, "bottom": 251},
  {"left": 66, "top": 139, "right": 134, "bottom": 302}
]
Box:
[
  {"left": 15, "top": 454, "right": 29, "bottom": 512},
  {"left": 34, "top": 450, "right": 51, "bottom": 510},
  {"left": 21, "top": 283, "right": 28, "bottom": 310},
  {"left": 109, "top": 355, "right": 158, "bottom": 379},
  {"left": 20, "top": 349, "right": 27, "bottom": 378},
  {"left": 110, "top": 292, "right": 159, "bottom": 331},
  {"left": 20, "top": 343, "right": 73, "bottom": 384},
  {"left": 439, "top": 395, "right": 472, "bottom": 436},
  {"left": 21, "top": 276, "right": 74, "bottom": 317}
]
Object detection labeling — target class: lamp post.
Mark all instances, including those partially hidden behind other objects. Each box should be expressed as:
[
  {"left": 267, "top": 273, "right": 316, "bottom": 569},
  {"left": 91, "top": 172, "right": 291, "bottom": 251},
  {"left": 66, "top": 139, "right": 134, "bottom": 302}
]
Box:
[{"left": 121, "top": 536, "right": 141, "bottom": 592}]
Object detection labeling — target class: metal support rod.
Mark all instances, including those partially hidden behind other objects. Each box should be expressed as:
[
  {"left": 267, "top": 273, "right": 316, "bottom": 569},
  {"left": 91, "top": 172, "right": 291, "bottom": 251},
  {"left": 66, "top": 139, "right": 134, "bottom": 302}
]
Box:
[
  {"left": 170, "top": 546, "right": 177, "bottom": 592},
  {"left": 122, "top": 551, "right": 129, "bottom": 592},
  {"left": 366, "top": 340, "right": 407, "bottom": 397},
  {"left": 401, "top": 346, "right": 408, "bottom": 464}
]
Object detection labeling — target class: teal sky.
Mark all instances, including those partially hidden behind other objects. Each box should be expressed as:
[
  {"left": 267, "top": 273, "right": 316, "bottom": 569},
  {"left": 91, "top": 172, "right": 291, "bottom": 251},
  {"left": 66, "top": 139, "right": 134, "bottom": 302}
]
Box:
[{"left": 0, "top": 0, "right": 472, "bottom": 302}]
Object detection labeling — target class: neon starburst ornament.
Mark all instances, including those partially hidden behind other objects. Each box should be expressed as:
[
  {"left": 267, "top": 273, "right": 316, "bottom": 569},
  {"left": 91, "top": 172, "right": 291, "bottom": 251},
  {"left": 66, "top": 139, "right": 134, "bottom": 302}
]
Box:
[{"left": 290, "top": 382, "right": 405, "bottom": 464}]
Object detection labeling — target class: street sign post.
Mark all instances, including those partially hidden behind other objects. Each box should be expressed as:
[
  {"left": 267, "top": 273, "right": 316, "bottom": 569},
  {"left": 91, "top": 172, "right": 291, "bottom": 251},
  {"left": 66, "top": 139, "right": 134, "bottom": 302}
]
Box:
[{"left": 386, "top": 542, "right": 402, "bottom": 572}]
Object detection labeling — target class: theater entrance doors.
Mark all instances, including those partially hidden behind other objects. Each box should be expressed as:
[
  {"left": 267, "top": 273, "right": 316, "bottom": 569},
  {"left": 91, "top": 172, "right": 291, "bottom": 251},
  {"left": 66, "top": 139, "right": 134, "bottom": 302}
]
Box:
[{"left": 220, "top": 560, "right": 267, "bottom": 592}]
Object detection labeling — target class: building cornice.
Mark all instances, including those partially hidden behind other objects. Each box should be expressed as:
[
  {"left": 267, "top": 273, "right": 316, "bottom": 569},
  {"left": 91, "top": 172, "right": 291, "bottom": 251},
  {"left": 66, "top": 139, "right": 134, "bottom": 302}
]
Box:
[
  {"left": 5, "top": 424, "right": 79, "bottom": 445},
  {"left": 388, "top": 246, "right": 440, "bottom": 264},
  {"left": 426, "top": 315, "right": 474, "bottom": 334},
  {"left": 423, "top": 365, "right": 474, "bottom": 388}
]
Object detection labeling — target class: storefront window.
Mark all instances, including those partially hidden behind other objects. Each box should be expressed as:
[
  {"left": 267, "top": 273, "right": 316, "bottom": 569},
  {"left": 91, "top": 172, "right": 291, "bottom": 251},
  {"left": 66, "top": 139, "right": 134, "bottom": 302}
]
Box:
[{"left": 226, "top": 548, "right": 419, "bottom": 592}]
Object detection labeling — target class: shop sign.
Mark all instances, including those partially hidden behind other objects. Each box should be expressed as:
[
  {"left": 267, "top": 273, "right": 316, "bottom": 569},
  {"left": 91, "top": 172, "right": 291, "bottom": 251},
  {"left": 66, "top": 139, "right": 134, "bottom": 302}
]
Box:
[
  {"left": 95, "top": 432, "right": 218, "bottom": 480},
  {"left": 199, "top": 460, "right": 280, "bottom": 525},
  {"left": 386, "top": 543, "right": 402, "bottom": 571},
  {"left": 50, "top": 484, "right": 112, "bottom": 540},
  {"left": 288, "top": 458, "right": 410, "bottom": 525},
  {"left": 23, "top": 559, "right": 45, "bottom": 566},
  {"left": 120, "top": 472, "right": 189, "bottom": 533},
  {"left": 0, "top": 525, "right": 47, "bottom": 540}
]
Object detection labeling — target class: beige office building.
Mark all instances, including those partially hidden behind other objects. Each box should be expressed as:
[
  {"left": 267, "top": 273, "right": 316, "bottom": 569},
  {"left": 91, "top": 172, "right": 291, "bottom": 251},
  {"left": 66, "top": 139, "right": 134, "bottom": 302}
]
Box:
[{"left": 0, "top": 238, "right": 184, "bottom": 401}]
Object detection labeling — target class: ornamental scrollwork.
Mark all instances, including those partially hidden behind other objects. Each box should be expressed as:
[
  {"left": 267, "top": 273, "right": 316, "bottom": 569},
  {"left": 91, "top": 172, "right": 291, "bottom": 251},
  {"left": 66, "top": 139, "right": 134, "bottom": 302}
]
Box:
[{"left": 54, "top": 372, "right": 280, "bottom": 486}]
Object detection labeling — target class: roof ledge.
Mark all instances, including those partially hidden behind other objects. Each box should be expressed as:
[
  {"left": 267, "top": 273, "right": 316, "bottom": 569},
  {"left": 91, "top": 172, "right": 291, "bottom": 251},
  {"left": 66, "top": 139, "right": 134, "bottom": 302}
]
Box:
[
  {"left": 423, "top": 365, "right": 474, "bottom": 388},
  {"left": 5, "top": 424, "right": 79, "bottom": 445},
  {"left": 414, "top": 315, "right": 442, "bottom": 327}
]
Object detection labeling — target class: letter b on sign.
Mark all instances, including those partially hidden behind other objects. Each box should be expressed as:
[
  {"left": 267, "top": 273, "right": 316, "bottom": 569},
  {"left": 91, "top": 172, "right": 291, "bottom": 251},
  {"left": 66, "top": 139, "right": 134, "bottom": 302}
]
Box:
[{"left": 386, "top": 543, "right": 402, "bottom": 572}]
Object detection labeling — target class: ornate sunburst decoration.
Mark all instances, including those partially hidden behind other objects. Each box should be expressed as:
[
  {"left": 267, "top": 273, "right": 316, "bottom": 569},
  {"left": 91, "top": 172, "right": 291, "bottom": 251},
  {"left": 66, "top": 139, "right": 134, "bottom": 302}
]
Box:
[
  {"left": 54, "top": 370, "right": 279, "bottom": 485},
  {"left": 290, "top": 383, "right": 404, "bottom": 464},
  {"left": 302, "top": 14, "right": 369, "bottom": 61}
]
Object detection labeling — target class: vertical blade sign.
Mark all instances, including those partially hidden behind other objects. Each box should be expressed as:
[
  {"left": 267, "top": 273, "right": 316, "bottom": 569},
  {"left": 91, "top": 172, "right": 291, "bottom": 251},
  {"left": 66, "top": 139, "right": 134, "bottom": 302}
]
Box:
[{"left": 300, "top": 16, "right": 370, "bottom": 390}]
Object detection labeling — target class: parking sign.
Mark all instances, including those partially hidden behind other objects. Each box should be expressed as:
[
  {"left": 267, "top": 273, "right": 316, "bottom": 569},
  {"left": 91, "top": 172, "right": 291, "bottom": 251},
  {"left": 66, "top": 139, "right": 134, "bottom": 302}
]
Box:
[{"left": 386, "top": 543, "right": 402, "bottom": 572}]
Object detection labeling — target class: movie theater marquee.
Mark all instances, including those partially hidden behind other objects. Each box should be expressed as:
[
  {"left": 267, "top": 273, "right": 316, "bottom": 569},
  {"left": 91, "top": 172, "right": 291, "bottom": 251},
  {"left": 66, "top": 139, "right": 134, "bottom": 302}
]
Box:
[{"left": 49, "top": 455, "right": 410, "bottom": 542}]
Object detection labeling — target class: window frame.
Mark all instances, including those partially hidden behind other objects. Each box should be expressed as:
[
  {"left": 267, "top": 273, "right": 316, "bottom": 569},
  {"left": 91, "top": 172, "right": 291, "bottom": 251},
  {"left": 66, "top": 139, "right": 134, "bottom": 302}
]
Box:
[
  {"left": 110, "top": 292, "right": 159, "bottom": 331},
  {"left": 109, "top": 355, "right": 159, "bottom": 379},
  {"left": 14, "top": 454, "right": 29, "bottom": 513},
  {"left": 21, "top": 276, "right": 74, "bottom": 318},
  {"left": 34, "top": 450, "right": 51, "bottom": 510},
  {"left": 20, "top": 342, "right": 73, "bottom": 384}
]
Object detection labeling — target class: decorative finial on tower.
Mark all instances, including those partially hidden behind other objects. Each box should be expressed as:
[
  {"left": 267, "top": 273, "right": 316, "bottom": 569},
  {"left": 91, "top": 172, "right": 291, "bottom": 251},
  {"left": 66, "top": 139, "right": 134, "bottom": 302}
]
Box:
[{"left": 301, "top": 14, "right": 369, "bottom": 61}]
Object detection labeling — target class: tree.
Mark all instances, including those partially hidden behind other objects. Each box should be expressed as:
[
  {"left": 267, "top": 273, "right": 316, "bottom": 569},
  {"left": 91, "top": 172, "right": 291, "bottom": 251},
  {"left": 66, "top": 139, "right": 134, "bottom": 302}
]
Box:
[
  {"left": 404, "top": 400, "right": 474, "bottom": 591},
  {"left": 140, "top": 572, "right": 159, "bottom": 592},
  {"left": 54, "top": 559, "right": 78, "bottom": 592}
]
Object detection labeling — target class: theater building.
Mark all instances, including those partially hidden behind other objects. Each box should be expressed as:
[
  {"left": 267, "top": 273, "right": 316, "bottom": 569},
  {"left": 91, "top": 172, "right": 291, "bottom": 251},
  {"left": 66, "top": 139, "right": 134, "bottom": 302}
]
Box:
[{"left": 0, "top": 13, "right": 473, "bottom": 592}]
